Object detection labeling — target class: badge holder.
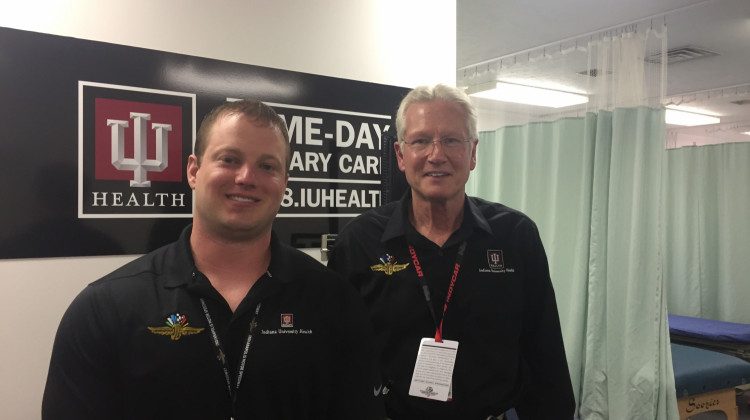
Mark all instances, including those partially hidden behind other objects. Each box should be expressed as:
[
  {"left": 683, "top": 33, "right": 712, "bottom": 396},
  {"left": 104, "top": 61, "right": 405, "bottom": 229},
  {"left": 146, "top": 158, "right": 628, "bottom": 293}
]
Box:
[{"left": 408, "top": 338, "right": 459, "bottom": 401}]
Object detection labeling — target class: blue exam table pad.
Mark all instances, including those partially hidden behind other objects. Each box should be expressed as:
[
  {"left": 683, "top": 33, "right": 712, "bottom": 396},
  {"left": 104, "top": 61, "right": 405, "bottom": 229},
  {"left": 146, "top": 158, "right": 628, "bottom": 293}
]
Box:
[
  {"left": 669, "top": 314, "right": 750, "bottom": 343},
  {"left": 671, "top": 343, "right": 750, "bottom": 397}
]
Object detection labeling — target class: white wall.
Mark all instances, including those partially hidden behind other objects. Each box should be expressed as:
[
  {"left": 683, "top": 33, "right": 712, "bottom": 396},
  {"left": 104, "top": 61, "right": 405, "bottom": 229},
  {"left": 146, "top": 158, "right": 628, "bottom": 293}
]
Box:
[{"left": 0, "top": 1, "right": 455, "bottom": 418}]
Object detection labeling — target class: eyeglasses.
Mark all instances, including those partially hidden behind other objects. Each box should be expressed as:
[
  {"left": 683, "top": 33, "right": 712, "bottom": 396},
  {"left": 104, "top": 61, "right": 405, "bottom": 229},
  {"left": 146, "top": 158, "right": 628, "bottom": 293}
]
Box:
[{"left": 402, "top": 138, "right": 470, "bottom": 154}]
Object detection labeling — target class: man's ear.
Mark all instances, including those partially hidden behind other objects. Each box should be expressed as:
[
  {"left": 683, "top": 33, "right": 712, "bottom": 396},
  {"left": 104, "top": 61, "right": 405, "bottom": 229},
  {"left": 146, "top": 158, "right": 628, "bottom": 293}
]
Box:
[
  {"left": 187, "top": 155, "right": 199, "bottom": 189},
  {"left": 394, "top": 141, "right": 406, "bottom": 172},
  {"left": 470, "top": 139, "right": 478, "bottom": 170}
]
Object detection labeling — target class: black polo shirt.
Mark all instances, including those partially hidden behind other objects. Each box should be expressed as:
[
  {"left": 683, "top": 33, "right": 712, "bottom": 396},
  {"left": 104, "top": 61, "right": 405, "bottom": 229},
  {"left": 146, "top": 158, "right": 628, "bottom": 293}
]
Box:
[
  {"left": 328, "top": 192, "right": 575, "bottom": 419},
  {"left": 43, "top": 226, "right": 383, "bottom": 420}
]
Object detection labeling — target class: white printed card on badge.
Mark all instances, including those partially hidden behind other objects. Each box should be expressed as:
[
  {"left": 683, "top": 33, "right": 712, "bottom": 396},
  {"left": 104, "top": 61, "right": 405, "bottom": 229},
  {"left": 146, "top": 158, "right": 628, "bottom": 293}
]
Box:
[{"left": 408, "top": 338, "right": 459, "bottom": 401}]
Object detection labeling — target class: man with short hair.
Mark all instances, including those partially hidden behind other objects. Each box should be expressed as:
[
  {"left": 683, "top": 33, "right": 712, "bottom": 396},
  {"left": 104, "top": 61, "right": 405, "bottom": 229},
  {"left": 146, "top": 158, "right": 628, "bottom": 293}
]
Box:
[
  {"left": 43, "top": 99, "right": 384, "bottom": 420},
  {"left": 328, "top": 84, "right": 575, "bottom": 419}
]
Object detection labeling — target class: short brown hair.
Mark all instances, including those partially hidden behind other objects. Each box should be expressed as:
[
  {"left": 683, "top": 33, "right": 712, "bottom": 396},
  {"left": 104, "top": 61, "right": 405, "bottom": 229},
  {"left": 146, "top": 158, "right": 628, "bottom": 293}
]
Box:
[{"left": 194, "top": 99, "right": 291, "bottom": 172}]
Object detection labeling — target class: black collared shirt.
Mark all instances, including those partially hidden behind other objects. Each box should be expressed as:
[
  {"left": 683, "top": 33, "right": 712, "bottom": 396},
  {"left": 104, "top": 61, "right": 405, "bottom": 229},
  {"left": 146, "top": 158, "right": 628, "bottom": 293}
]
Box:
[
  {"left": 43, "top": 226, "right": 384, "bottom": 420},
  {"left": 328, "top": 192, "right": 575, "bottom": 419}
]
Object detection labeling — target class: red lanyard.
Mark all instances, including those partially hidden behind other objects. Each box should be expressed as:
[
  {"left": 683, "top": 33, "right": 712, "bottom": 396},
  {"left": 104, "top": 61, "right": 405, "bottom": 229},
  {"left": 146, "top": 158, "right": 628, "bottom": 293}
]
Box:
[{"left": 408, "top": 241, "right": 467, "bottom": 342}]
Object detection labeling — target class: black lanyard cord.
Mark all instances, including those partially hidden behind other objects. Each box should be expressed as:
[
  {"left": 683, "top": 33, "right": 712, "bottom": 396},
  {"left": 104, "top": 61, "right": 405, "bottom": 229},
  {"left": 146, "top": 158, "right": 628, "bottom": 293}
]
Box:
[
  {"left": 421, "top": 283, "right": 440, "bottom": 331},
  {"left": 200, "top": 297, "right": 262, "bottom": 402}
]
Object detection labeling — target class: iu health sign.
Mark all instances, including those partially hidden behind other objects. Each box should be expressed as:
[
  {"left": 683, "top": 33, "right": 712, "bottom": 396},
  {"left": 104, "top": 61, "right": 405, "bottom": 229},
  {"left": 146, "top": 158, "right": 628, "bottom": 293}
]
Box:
[
  {"left": 0, "top": 26, "right": 409, "bottom": 259},
  {"left": 270, "top": 102, "right": 390, "bottom": 216}
]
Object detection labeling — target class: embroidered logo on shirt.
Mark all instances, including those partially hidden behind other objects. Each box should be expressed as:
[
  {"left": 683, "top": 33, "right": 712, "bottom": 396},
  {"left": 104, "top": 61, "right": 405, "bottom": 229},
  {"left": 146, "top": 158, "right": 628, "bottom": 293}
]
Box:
[
  {"left": 260, "top": 314, "right": 312, "bottom": 336},
  {"left": 479, "top": 249, "right": 515, "bottom": 273},
  {"left": 373, "top": 383, "right": 391, "bottom": 396},
  {"left": 370, "top": 254, "right": 409, "bottom": 275},
  {"left": 281, "top": 313, "right": 294, "bottom": 328},
  {"left": 487, "top": 250, "right": 504, "bottom": 270},
  {"left": 147, "top": 313, "right": 204, "bottom": 341}
]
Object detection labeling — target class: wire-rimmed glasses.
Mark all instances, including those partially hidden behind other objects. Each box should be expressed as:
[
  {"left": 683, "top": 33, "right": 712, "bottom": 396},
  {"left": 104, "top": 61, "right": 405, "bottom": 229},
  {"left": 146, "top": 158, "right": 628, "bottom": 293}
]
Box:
[{"left": 402, "top": 138, "right": 470, "bottom": 155}]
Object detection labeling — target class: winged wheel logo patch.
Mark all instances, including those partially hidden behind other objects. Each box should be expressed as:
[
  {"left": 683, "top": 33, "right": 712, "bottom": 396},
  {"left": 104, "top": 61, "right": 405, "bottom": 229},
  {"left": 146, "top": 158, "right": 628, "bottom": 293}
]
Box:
[
  {"left": 148, "top": 313, "right": 204, "bottom": 341},
  {"left": 370, "top": 254, "right": 409, "bottom": 275}
]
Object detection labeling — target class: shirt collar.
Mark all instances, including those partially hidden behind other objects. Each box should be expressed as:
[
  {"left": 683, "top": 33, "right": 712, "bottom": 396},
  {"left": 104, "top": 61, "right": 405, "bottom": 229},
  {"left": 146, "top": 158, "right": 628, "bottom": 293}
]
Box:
[
  {"left": 163, "top": 224, "right": 198, "bottom": 289},
  {"left": 163, "top": 225, "right": 292, "bottom": 289},
  {"left": 266, "top": 230, "right": 295, "bottom": 284},
  {"left": 381, "top": 191, "right": 412, "bottom": 243},
  {"left": 381, "top": 190, "right": 493, "bottom": 244},
  {"left": 467, "top": 195, "right": 493, "bottom": 235}
]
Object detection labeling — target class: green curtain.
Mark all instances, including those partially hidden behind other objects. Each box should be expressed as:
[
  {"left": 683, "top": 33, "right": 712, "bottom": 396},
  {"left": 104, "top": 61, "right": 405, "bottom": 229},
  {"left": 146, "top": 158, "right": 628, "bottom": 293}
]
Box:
[
  {"left": 663, "top": 143, "right": 750, "bottom": 322},
  {"left": 467, "top": 107, "right": 678, "bottom": 419}
]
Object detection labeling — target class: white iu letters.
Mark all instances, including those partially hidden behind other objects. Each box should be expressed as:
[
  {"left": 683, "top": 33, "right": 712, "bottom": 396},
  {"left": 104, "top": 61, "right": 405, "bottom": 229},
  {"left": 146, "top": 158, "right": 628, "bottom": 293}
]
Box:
[{"left": 108, "top": 112, "right": 172, "bottom": 187}]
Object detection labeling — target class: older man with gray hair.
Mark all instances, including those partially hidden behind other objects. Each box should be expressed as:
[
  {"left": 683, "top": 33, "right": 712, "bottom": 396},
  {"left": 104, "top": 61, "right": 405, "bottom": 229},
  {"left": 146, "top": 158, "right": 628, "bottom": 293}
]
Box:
[{"left": 328, "top": 84, "right": 575, "bottom": 419}]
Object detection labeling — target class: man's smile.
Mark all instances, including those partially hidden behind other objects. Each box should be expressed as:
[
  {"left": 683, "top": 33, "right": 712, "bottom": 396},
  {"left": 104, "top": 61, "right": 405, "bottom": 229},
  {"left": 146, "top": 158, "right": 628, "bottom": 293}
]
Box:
[{"left": 228, "top": 194, "right": 259, "bottom": 203}]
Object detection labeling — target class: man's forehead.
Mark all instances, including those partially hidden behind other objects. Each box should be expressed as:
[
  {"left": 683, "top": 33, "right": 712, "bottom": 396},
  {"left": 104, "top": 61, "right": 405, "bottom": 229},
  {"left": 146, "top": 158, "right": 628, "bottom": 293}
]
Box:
[
  {"left": 208, "top": 115, "right": 283, "bottom": 141},
  {"left": 406, "top": 99, "right": 465, "bottom": 113},
  {"left": 404, "top": 103, "right": 469, "bottom": 134}
]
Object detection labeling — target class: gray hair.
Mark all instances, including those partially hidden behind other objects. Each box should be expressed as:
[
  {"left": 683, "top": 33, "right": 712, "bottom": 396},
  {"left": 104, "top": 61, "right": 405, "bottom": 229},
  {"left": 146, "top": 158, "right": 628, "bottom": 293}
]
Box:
[{"left": 395, "top": 84, "right": 478, "bottom": 144}]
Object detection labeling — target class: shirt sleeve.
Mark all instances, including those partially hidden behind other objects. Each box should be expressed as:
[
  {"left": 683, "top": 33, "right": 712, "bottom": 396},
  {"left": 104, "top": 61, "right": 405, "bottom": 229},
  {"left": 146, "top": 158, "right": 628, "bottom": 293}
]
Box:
[
  {"left": 324, "top": 223, "right": 385, "bottom": 419},
  {"left": 513, "top": 220, "right": 576, "bottom": 419},
  {"left": 42, "top": 285, "right": 122, "bottom": 420},
  {"left": 327, "top": 217, "right": 376, "bottom": 290},
  {"left": 327, "top": 275, "right": 386, "bottom": 420},
  {"left": 326, "top": 229, "right": 351, "bottom": 279}
]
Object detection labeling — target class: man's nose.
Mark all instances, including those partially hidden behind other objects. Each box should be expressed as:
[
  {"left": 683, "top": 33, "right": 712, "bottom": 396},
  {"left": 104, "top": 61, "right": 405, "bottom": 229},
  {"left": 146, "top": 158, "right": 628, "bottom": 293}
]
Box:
[
  {"left": 426, "top": 139, "right": 447, "bottom": 159},
  {"left": 235, "top": 165, "right": 256, "bottom": 185}
]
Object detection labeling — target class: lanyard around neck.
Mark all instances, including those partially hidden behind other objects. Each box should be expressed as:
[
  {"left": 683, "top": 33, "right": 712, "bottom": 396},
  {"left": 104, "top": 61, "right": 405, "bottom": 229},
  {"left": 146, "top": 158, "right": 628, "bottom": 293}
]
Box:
[
  {"left": 200, "top": 297, "right": 262, "bottom": 404},
  {"left": 408, "top": 241, "right": 467, "bottom": 342}
]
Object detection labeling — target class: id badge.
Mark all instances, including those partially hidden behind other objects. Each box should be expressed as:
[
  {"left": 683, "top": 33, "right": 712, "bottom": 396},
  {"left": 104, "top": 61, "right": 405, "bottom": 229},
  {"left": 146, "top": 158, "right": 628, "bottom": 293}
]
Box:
[{"left": 408, "top": 338, "right": 459, "bottom": 401}]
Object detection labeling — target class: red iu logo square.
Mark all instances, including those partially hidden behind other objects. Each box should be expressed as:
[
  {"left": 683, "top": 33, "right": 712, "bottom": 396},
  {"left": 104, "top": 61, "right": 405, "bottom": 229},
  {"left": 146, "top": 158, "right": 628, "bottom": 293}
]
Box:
[
  {"left": 79, "top": 81, "right": 195, "bottom": 218},
  {"left": 281, "top": 314, "right": 294, "bottom": 328},
  {"left": 94, "top": 98, "right": 183, "bottom": 185}
]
